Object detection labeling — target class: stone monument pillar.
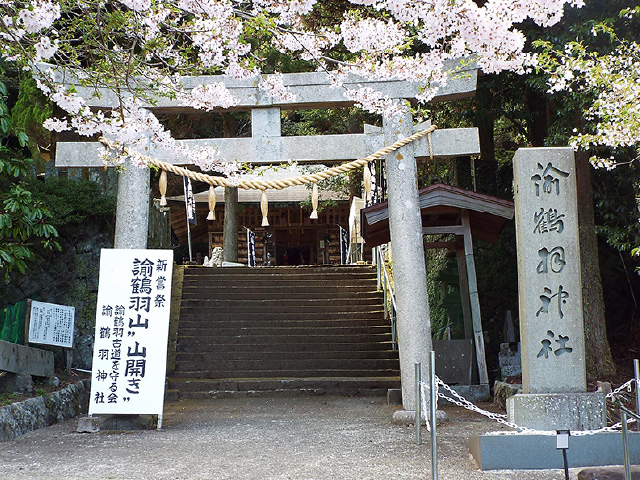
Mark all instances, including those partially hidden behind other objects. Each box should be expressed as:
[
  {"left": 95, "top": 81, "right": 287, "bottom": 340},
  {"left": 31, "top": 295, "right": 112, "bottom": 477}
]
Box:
[
  {"left": 508, "top": 147, "right": 605, "bottom": 430},
  {"left": 383, "top": 112, "right": 433, "bottom": 415}
]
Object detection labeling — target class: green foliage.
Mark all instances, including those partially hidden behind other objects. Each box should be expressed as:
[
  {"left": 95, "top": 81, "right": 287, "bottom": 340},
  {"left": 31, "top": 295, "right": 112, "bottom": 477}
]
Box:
[
  {"left": 29, "top": 178, "right": 117, "bottom": 228},
  {"left": 0, "top": 73, "right": 60, "bottom": 282}
]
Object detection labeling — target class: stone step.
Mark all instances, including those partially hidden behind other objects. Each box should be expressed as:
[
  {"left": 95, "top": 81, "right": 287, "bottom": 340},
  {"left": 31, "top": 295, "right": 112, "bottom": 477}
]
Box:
[
  {"left": 174, "top": 358, "right": 400, "bottom": 373},
  {"left": 176, "top": 317, "right": 389, "bottom": 328},
  {"left": 172, "top": 368, "right": 401, "bottom": 379},
  {"left": 174, "top": 333, "right": 392, "bottom": 345},
  {"left": 176, "top": 325, "right": 392, "bottom": 337},
  {"left": 181, "top": 288, "right": 382, "bottom": 299},
  {"left": 179, "top": 303, "right": 384, "bottom": 314},
  {"left": 176, "top": 338, "right": 395, "bottom": 352},
  {"left": 174, "top": 350, "right": 398, "bottom": 360},
  {"left": 180, "top": 297, "right": 382, "bottom": 307},
  {"left": 178, "top": 311, "right": 385, "bottom": 322},
  {"left": 167, "top": 377, "right": 401, "bottom": 398}
]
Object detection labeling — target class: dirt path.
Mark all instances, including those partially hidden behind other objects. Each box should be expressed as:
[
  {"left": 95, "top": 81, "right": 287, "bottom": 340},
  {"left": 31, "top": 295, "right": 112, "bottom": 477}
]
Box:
[{"left": 0, "top": 396, "right": 574, "bottom": 480}]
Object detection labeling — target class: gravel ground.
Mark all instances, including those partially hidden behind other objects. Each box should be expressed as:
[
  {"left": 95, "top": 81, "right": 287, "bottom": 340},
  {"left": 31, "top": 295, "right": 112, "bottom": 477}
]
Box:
[{"left": 0, "top": 396, "right": 577, "bottom": 480}]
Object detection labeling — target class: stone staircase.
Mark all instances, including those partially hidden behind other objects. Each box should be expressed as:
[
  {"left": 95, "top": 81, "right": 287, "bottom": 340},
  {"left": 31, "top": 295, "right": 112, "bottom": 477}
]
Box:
[{"left": 168, "top": 265, "right": 400, "bottom": 398}]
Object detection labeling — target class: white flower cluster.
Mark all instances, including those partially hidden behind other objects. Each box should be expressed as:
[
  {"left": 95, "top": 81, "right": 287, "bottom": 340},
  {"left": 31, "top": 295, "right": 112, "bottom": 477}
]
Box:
[
  {"left": 119, "top": 0, "right": 151, "bottom": 12},
  {"left": 344, "top": 87, "right": 407, "bottom": 118},
  {"left": 258, "top": 73, "right": 296, "bottom": 103},
  {"left": 18, "top": 0, "right": 60, "bottom": 33},
  {"left": 186, "top": 83, "right": 238, "bottom": 110}
]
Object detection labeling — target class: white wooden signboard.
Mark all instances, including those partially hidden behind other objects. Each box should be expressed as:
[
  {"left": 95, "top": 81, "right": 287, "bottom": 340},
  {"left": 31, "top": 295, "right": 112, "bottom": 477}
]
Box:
[
  {"left": 28, "top": 301, "right": 75, "bottom": 348},
  {"left": 89, "top": 249, "right": 173, "bottom": 417}
]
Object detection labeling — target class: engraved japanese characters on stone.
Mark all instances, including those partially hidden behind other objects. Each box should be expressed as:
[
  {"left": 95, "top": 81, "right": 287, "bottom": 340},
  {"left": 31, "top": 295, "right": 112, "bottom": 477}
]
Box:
[
  {"left": 537, "top": 246, "right": 566, "bottom": 274},
  {"left": 531, "top": 162, "right": 570, "bottom": 197},
  {"left": 533, "top": 208, "right": 565, "bottom": 234},
  {"left": 536, "top": 285, "right": 569, "bottom": 319},
  {"left": 537, "top": 330, "right": 573, "bottom": 359}
]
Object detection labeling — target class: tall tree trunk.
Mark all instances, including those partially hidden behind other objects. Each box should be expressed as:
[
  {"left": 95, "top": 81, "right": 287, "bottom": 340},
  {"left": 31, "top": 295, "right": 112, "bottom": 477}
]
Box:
[
  {"left": 475, "top": 78, "right": 497, "bottom": 195},
  {"left": 576, "top": 151, "right": 617, "bottom": 378}
]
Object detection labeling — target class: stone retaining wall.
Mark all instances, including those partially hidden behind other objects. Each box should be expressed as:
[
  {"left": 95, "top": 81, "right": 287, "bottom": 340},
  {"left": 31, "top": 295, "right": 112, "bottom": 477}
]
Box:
[{"left": 0, "top": 380, "right": 90, "bottom": 442}]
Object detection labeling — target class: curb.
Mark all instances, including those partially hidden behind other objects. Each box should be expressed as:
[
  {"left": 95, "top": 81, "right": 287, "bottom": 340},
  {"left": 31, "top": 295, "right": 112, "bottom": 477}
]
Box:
[{"left": 0, "top": 379, "right": 91, "bottom": 442}]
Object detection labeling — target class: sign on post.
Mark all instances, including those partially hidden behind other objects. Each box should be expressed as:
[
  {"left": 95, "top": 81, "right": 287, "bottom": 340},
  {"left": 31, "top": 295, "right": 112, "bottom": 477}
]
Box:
[
  {"left": 89, "top": 249, "right": 173, "bottom": 419},
  {"left": 28, "top": 301, "right": 75, "bottom": 348}
]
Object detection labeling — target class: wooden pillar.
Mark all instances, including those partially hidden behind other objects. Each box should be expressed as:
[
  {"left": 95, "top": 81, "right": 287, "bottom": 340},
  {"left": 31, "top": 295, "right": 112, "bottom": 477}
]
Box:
[
  {"left": 456, "top": 246, "right": 474, "bottom": 341},
  {"left": 461, "top": 210, "right": 489, "bottom": 385}
]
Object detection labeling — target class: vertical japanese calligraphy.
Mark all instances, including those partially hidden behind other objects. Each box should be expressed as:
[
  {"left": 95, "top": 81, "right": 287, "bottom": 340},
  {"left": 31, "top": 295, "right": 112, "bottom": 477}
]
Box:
[{"left": 89, "top": 249, "right": 173, "bottom": 416}]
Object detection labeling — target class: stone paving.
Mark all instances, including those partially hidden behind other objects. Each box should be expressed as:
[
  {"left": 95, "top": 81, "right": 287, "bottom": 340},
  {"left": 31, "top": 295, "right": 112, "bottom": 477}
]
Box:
[{"left": 0, "top": 396, "right": 576, "bottom": 479}]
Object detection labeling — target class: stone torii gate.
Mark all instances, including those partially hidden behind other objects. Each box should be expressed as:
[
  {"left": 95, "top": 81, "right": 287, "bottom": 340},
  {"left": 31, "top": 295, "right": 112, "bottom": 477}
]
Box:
[{"left": 54, "top": 69, "right": 481, "bottom": 414}]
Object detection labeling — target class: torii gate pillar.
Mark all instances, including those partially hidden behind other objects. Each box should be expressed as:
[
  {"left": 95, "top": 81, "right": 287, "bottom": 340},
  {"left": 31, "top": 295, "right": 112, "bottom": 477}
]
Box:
[
  {"left": 114, "top": 159, "right": 150, "bottom": 249},
  {"left": 383, "top": 112, "right": 432, "bottom": 414}
]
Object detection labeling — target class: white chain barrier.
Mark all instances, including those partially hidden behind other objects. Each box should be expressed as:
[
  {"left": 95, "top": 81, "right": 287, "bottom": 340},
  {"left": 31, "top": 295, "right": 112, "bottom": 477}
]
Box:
[{"left": 418, "top": 377, "right": 637, "bottom": 437}]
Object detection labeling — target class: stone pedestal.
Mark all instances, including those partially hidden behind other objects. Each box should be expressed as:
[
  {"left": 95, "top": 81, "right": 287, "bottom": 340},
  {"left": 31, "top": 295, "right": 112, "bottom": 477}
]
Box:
[{"left": 507, "top": 392, "right": 606, "bottom": 431}]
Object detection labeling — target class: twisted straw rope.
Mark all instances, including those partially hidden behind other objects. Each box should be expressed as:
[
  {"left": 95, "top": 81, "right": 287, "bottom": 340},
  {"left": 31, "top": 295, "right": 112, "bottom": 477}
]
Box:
[{"left": 98, "top": 124, "right": 436, "bottom": 190}]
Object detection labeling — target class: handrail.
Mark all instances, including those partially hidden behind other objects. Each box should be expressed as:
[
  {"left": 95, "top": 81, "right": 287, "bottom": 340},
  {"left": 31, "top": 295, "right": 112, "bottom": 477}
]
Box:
[{"left": 377, "top": 246, "right": 398, "bottom": 351}]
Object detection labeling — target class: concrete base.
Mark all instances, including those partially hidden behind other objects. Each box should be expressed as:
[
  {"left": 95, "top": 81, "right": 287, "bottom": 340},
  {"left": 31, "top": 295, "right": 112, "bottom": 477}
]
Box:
[
  {"left": 391, "top": 409, "right": 449, "bottom": 426},
  {"left": 79, "top": 414, "right": 157, "bottom": 432},
  {"left": 470, "top": 431, "right": 640, "bottom": 470},
  {"left": 507, "top": 392, "right": 606, "bottom": 431},
  {"left": 77, "top": 416, "right": 100, "bottom": 433}
]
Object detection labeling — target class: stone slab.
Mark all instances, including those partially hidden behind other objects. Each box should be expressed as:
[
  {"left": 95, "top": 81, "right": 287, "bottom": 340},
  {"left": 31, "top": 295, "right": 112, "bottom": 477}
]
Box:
[
  {"left": 498, "top": 342, "right": 522, "bottom": 378},
  {"left": 50, "top": 67, "right": 478, "bottom": 110},
  {"left": 470, "top": 431, "right": 640, "bottom": 470},
  {"left": 507, "top": 392, "right": 606, "bottom": 431},
  {"left": 433, "top": 339, "right": 473, "bottom": 385},
  {"left": 578, "top": 466, "right": 640, "bottom": 480},
  {"left": 55, "top": 127, "right": 480, "bottom": 167},
  {"left": 513, "top": 147, "right": 587, "bottom": 394},
  {"left": 0, "top": 340, "right": 54, "bottom": 377}
]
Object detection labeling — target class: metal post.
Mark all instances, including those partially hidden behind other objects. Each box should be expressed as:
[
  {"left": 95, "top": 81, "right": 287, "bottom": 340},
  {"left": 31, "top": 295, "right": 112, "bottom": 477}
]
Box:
[
  {"left": 430, "top": 350, "right": 438, "bottom": 480},
  {"left": 186, "top": 218, "right": 193, "bottom": 263},
  {"left": 158, "top": 414, "right": 163, "bottom": 430},
  {"left": 622, "top": 410, "right": 631, "bottom": 480},
  {"left": 634, "top": 359, "right": 639, "bottom": 430},
  {"left": 376, "top": 248, "right": 382, "bottom": 290},
  {"left": 415, "top": 362, "right": 422, "bottom": 445}
]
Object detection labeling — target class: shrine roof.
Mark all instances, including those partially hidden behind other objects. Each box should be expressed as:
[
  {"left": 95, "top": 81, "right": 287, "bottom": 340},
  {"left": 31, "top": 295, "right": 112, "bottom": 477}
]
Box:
[{"left": 361, "top": 183, "right": 514, "bottom": 248}]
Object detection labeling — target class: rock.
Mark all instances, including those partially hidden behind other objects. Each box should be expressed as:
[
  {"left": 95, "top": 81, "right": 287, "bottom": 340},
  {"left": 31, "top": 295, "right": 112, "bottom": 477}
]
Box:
[
  {"left": 0, "top": 373, "right": 33, "bottom": 396},
  {"left": 493, "top": 380, "right": 521, "bottom": 410},
  {"left": 77, "top": 416, "right": 100, "bottom": 433},
  {"left": 578, "top": 466, "right": 640, "bottom": 480},
  {"left": 47, "top": 376, "right": 60, "bottom": 388}
]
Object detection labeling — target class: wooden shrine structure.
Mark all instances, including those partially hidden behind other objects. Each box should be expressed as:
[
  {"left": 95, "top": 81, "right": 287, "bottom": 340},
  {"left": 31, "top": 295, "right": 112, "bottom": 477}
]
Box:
[{"left": 361, "top": 183, "right": 515, "bottom": 386}]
